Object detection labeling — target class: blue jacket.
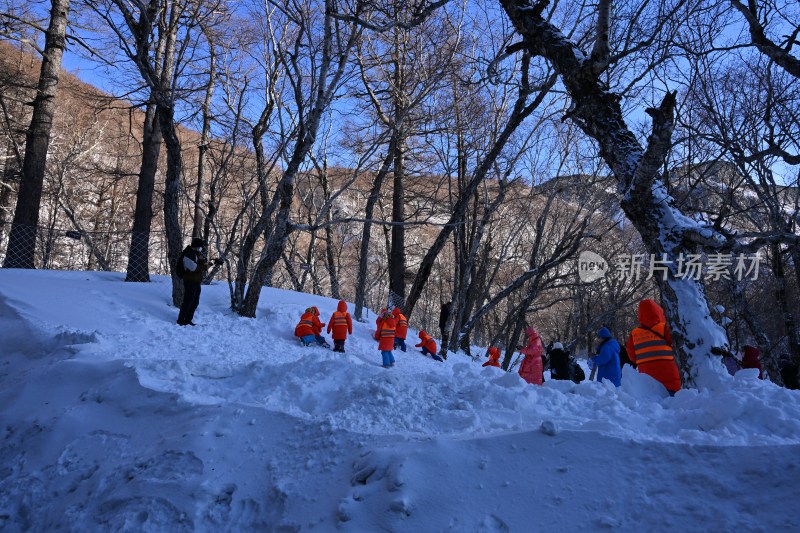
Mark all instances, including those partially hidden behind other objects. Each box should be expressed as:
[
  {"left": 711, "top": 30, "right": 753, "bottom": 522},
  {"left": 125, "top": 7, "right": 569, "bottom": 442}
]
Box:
[{"left": 593, "top": 338, "right": 621, "bottom": 387}]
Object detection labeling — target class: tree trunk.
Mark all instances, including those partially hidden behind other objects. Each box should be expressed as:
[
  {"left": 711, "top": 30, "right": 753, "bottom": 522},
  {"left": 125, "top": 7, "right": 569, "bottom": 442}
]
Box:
[
  {"left": 500, "top": 0, "right": 730, "bottom": 387},
  {"left": 125, "top": 99, "right": 161, "bottom": 282},
  {"left": 193, "top": 34, "right": 215, "bottom": 239},
  {"left": 3, "top": 0, "right": 70, "bottom": 269},
  {"left": 404, "top": 72, "right": 555, "bottom": 318},
  {"left": 389, "top": 130, "right": 406, "bottom": 306},
  {"left": 353, "top": 147, "right": 394, "bottom": 320}
]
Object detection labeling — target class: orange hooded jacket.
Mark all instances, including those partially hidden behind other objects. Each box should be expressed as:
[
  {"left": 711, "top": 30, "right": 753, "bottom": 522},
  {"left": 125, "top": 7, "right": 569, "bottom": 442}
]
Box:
[
  {"left": 309, "top": 306, "right": 325, "bottom": 336},
  {"left": 294, "top": 309, "right": 316, "bottom": 337},
  {"left": 483, "top": 346, "right": 501, "bottom": 368},
  {"left": 625, "top": 299, "right": 682, "bottom": 393},
  {"left": 374, "top": 308, "right": 388, "bottom": 340},
  {"left": 377, "top": 312, "right": 397, "bottom": 351},
  {"left": 415, "top": 331, "right": 437, "bottom": 354},
  {"left": 392, "top": 308, "right": 408, "bottom": 339},
  {"left": 327, "top": 300, "right": 353, "bottom": 340}
]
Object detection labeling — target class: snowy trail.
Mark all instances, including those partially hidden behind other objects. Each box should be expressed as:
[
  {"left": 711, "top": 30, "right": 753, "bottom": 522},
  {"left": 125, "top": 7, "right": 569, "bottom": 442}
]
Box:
[{"left": 2, "top": 270, "right": 800, "bottom": 531}]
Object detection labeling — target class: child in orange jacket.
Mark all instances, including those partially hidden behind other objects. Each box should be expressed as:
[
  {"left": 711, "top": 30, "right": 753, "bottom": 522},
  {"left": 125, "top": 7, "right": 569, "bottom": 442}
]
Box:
[
  {"left": 416, "top": 331, "right": 443, "bottom": 362},
  {"left": 295, "top": 307, "right": 328, "bottom": 347},
  {"left": 378, "top": 310, "right": 397, "bottom": 367},
  {"left": 374, "top": 308, "right": 388, "bottom": 341},
  {"left": 327, "top": 300, "right": 353, "bottom": 353},
  {"left": 483, "top": 347, "right": 501, "bottom": 368},
  {"left": 392, "top": 307, "right": 409, "bottom": 352}
]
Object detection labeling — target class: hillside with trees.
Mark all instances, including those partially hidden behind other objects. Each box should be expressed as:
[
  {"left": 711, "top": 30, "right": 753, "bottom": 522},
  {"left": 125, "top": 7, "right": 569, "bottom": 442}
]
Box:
[{"left": 0, "top": 0, "right": 798, "bottom": 385}]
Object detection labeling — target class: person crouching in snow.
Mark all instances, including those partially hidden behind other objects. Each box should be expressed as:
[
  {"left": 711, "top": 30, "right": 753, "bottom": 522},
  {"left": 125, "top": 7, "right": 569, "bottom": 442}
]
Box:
[
  {"left": 327, "top": 300, "right": 353, "bottom": 353},
  {"left": 416, "top": 331, "right": 443, "bottom": 362},
  {"left": 392, "top": 307, "right": 409, "bottom": 352},
  {"left": 483, "top": 347, "right": 501, "bottom": 368},
  {"left": 591, "top": 327, "right": 621, "bottom": 387},
  {"left": 378, "top": 310, "right": 397, "bottom": 367},
  {"left": 309, "top": 306, "right": 330, "bottom": 347},
  {"left": 518, "top": 327, "right": 544, "bottom": 385},
  {"left": 295, "top": 308, "right": 317, "bottom": 346}
]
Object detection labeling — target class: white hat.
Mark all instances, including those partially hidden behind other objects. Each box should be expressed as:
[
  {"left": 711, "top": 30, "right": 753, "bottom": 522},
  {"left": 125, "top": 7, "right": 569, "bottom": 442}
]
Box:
[{"left": 552, "top": 342, "right": 564, "bottom": 350}]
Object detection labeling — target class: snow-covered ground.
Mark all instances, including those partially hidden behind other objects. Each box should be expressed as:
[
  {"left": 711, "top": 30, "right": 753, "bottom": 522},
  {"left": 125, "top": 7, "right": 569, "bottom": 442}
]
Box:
[{"left": 1, "top": 270, "right": 799, "bottom": 532}]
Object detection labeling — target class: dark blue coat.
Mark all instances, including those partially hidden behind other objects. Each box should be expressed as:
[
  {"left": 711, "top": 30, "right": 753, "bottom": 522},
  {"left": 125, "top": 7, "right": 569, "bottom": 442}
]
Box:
[{"left": 593, "top": 338, "right": 621, "bottom": 387}]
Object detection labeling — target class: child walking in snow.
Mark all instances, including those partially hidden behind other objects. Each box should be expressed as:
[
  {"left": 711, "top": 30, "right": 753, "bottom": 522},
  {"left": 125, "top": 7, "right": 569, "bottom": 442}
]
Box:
[
  {"left": 327, "top": 300, "right": 353, "bottom": 353},
  {"left": 416, "top": 331, "right": 443, "bottom": 362},
  {"left": 392, "top": 307, "right": 409, "bottom": 352},
  {"left": 518, "top": 327, "right": 544, "bottom": 385},
  {"left": 377, "top": 310, "right": 397, "bottom": 368}
]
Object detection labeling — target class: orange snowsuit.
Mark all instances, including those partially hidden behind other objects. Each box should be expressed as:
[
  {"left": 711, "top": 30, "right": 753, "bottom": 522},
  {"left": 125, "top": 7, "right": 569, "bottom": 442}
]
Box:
[
  {"left": 378, "top": 313, "right": 397, "bottom": 351},
  {"left": 309, "top": 306, "right": 325, "bottom": 336},
  {"left": 483, "top": 347, "right": 501, "bottom": 368},
  {"left": 416, "top": 331, "right": 437, "bottom": 354},
  {"left": 626, "top": 299, "right": 682, "bottom": 393},
  {"left": 392, "top": 308, "right": 408, "bottom": 339},
  {"left": 327, "top": 300, "right": 353, "bottom": 341},
  {"left": 294, "top": 309, "right": 316, "bottom": 338},
  {"left": 374, "top": 308, "right": 388, "bottom": 340}
]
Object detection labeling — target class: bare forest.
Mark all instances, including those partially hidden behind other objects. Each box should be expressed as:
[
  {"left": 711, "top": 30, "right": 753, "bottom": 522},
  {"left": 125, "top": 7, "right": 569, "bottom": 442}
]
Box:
[{"left": 1, "top": 0, "right": 798, "bottom": 386}]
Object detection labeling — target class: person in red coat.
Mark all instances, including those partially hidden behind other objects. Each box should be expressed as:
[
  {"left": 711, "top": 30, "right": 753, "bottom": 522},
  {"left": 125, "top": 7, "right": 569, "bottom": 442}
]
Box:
[
  {"left": 416, "top": 331, "right": 443, "bottom": 362},
  {"left": 378, "top": 310, "right": 397, "bottom": 367},
  {"left": 327, "top": 300, "right": 353, "bottom": 353},
  {"left": 483, "top": 347, "right": 501, "bottom": 368},
  {"left": 740, "top": 345, "right": 763, "bottom": 379},
  {"left": 392, "top": 307, "right": 409, "bottom": 352},
  {"left": 518, "top": 327, "right": 544, "bottom": 385},
  {"left": 626, "top": 299, "right": 682, "bottom": 395}
]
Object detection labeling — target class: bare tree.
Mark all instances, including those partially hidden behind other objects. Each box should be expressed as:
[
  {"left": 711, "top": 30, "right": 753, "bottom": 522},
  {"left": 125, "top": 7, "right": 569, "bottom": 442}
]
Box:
[
  {"left": 4, "top": 0, "right": 70, "bottom": 269},
  {"left": 496, "top": 0, "right": 750, "bottom": 386}
]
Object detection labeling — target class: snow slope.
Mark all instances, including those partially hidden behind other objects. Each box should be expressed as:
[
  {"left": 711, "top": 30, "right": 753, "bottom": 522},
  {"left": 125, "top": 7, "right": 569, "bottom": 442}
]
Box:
[{"left": 1, "top": 269, "right": 799, "bottom": 532}]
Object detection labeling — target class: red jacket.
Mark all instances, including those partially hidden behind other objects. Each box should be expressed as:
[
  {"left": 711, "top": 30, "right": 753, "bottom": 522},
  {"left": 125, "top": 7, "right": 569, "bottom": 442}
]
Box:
[
  {"left": 327, "top": 300, "right": 353, "bottom": 340},
  {"left": 518, "top": 328, "right": 543, "bottom": 385},
  {"left": 392, "top": 308, "right": 408, "bottom": 339},
  {"left": 415, "top": 331, "right": 437, "bottom": 353},
  {"left": 741, "top": 345, "right": 763, "bottom": 379},
  {"left": 483, "top": 347, "right": 501, "bottom": 368},
  {"left": 626, "top": 299, "right": 681, "bottom": 393},
  {"left": 378, "top": 314, "right": 397, "bottom": 351},
  {"left": 294, "top": 310, "right": 316, "bottom": 337}
]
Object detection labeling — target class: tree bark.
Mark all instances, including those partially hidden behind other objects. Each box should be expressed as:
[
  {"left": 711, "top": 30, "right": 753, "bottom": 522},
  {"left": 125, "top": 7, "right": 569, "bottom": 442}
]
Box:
[
  {"left": 354, "top": 147, "right": 394, "bottom": 320},
  {"left": 500, "top": 0, "right": 730, "bottom": 387},
  {"left": 125, "top": 99, "right": 161, "bottom": 282},
  {"left": 4, "top": 0, "right": 70, "bottom": 269}
]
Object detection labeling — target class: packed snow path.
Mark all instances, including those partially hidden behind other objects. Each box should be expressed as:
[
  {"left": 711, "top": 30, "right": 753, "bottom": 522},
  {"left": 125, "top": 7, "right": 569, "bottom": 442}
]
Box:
[{"left": 1, "top": 270, "right": 799, "bottom": 531}]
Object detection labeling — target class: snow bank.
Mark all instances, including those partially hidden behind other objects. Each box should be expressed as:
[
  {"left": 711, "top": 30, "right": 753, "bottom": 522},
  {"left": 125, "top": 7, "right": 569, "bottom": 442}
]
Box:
[{"left": 1, "top": 269, "right": 799, "bottom": 531}]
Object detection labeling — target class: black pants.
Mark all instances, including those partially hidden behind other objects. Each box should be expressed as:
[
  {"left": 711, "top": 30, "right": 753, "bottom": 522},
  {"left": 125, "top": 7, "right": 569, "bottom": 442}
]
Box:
[
  {"left": 178, "top": 281, "right": 201, "bottom": 325},
  {"left": 333, "top": 339, "right": 346, "bottom": 352}
]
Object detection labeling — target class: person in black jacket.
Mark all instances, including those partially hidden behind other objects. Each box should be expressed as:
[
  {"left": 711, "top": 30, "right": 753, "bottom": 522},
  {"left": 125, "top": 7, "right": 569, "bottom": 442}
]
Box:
[
  {"left": 177, "top": 238, "right": 212, "bottom": 326},
  {"left": 549, "top": 342, "right": 571, "bottom": 381}
]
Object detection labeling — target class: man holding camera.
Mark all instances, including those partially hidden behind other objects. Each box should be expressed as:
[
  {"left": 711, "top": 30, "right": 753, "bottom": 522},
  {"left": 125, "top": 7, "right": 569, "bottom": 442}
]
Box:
[{"left": 176, "top": 237, "right": 222, "bottom": 326}]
